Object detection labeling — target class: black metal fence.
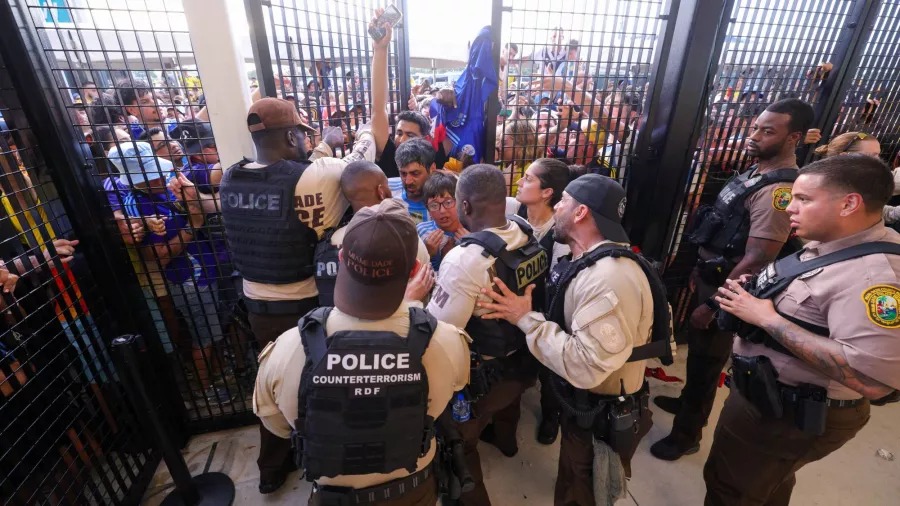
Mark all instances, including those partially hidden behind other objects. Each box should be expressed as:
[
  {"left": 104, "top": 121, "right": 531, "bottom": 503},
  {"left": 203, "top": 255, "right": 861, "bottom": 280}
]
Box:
[
  {"left": 0, "top": 39, "right": 158, "bottom": 506},
  {"left": 248, "top": 0, "right": 410, "bottom": 152},
  {"left": 659, "top": 0, "right": 880, "bottom": 328},
  {"left": 492, "top": 0, "right": 672, "bottom": 193},
  {"left": 18, "top": 0, "right": 256, "bottom": 429}
]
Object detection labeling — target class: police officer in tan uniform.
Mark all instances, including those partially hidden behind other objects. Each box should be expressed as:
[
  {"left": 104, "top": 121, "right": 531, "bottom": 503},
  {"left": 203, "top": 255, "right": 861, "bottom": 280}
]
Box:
[
  {"left": 707, "top": 154, "right": 900, "bottom": 505},
  {"left": 651, "top": 98, "right": 816, "bottom": 460},
  {"left": 426, "top": 165, "right": 549, "bottom": 506},
  {"left": 478, "top": 175, "right": 672, "bottom": 506},
  {"left": 254, "top": 199, "right": 470, "bottom": 505}
]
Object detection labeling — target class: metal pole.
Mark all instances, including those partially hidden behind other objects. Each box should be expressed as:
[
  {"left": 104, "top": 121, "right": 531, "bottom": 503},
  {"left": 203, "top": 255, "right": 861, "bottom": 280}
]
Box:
[
  {"left": 483, "top": 0, "right": 504, "bottom": 164},
  {"left": 245, "top": 0, "right": 277, "bottom": 98},
  {"left": 112, "top": 335, "right": 236, "bottom": 506}
]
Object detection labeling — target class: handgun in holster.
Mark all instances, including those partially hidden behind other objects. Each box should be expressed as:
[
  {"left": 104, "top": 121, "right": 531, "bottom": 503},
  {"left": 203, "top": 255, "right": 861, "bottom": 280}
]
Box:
[
  {"left": 435, "top": 409, "right": 474, "bottom": 501},
  {"left": 468, "top": 352, "right": 504, "bottom": 402},
  {"left": 730, "top": 354, "right": 784, "bottom": 419},
  {"left": 696, "top": 256, "right": 734, "bottom": 288}
]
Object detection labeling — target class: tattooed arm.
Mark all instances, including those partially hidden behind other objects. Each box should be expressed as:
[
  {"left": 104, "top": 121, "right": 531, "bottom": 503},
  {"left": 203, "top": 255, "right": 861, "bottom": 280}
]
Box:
[
  {"left": 759, "top": 317, "right": 894, "bottom": 399},
  {"left": 716, "top": 278, "right": 896, "bottom": 400}
]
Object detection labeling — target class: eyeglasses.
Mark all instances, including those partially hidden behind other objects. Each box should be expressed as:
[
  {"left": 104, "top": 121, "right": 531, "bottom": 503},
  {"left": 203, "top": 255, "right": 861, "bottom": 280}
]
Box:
[
  {"left": 427, "top": 198, "right": 456, "bottom": 212},
  {"left": 843, "top": 132, "right": 869, "bottom": 153}
]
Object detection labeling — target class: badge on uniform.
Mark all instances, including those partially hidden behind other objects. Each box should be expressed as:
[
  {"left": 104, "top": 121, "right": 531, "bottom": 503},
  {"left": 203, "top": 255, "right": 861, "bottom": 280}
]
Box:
[
  {"left": 772, "top": 187, "right": 792, "bottom": 211},
  {"left": 862, "top": 285, "right": 900, "bottom": 328},
  {"left": 797, "top": 267, "right": 823, "bottom": 280}
]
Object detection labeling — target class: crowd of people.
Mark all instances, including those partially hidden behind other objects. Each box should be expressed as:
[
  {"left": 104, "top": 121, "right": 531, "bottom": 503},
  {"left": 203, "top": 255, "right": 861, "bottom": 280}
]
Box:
[{"left": 4, "top": 6, "right": 900, "bottom": 506}]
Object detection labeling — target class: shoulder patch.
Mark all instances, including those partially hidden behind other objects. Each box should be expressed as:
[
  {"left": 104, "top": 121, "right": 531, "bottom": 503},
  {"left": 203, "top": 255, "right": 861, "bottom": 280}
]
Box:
[
  {"left": 594, "top": 322, "right": 626, "bottom": 354},
  {"left": 861, "top": 285, "right": 900, "bottom": 329},
  {"left": 772, "top": 187, "right": 792, "bottom": 211}
]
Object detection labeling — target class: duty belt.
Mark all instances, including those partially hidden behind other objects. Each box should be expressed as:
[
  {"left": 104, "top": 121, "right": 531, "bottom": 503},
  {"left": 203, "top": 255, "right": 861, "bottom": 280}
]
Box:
[
  {"left": 312, "top": 465, "right": 432, "bottom": 505},
  {"left": 778, "top": 383, "right": 865, "bottom": 409},
  {"left": 242, "top": 296, "right": 311, "bottom": 315}
]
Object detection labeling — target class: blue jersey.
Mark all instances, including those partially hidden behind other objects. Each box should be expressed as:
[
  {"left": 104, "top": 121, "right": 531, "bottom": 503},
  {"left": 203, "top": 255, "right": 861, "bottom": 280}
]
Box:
[
  {"left": 416, "top": 220, "right": 454, "bottom": 271},
  {"left": 388, "top": 177, "right": 429, "bottom": 224},
  {"left": 103, "top": 176, "right": 226, "bottom": 286}
]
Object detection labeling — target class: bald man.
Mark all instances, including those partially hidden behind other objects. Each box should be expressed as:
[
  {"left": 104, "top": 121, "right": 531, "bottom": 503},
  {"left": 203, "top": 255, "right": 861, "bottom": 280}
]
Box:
[{"left": 314, "top": 161, "right": 431, "bottom": 305}]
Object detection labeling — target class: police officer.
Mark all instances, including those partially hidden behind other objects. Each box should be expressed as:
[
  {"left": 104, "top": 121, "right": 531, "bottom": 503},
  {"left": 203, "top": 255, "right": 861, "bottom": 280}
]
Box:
[
  {"left": 253, "top": 199, "right": 470, "bottom": 505},
  {"left": 705, "top": 154, "right": 900, "bottom": 505},
  {"left": 315, "top": 161, "right": 432, "bottom": 306},
  {"left": 651, "top": 98, "right": 815, "bottom": 460},
  {"left": 426, "top": 164, "right": 549, "bottom": 506},
  {"left": 478, "top": 174, "right": 672, "bottom": 506},
  {"left": 219, "top": 97, "right": 384, "bottom": 492}
]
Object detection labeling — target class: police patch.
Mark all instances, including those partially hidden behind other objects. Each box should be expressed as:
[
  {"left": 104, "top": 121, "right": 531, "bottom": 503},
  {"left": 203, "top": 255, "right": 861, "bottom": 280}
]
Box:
[
  {"left": 861, "top": 285, "right": 900, "bottom": 328},
  {"left": 772, "top": 187, "right": 792, "bottom": 211},
  {"left": 596, "top": 322, "right": 626, "bottom": 354}
]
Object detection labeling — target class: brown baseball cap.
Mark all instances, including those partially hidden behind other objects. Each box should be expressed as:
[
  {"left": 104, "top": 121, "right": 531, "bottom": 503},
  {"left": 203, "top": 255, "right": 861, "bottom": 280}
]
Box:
[
  {"left": 334, "top": 199, "right": 419, "bottom": 320},
  {"left": 246, "top": 97, "right": 316, "bottom": 134}
]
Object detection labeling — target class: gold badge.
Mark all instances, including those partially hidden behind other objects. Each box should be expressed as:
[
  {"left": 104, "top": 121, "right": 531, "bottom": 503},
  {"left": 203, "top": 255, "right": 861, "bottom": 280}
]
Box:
[
  {"left": 772, "top": 187, "right": 792, "bottom": 211},
  {"left": 861, "top": 285, "right": 900, "bottom": 329}
]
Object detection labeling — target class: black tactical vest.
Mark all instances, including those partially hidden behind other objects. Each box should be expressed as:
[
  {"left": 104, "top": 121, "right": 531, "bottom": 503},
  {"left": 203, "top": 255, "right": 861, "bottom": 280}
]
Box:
[
  {"left": 459, "top": 216, "right": 549, "bottom": 357},
  {"left": 314, "top": 210, "right": 353, "bottom": 306},
  {"left": 219, "top": 159, "right": 318, "bottom": 284},
  {"left": 293, "top": 306, "right": 437, "bottom": 480},
  {"left": 688, "top": 167, "right": 797, "bottom": 257},
  {"left": 546, "top": 244, "right": 673, "bottom": 366}
]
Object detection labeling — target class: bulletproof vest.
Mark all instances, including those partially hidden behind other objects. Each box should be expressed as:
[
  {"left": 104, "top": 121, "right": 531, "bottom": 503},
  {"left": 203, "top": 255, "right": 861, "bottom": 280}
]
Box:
[
  {"left": 726, "top": 241, "right": 900, "bottom": 356},
  {"left": 546, "top": 244, "right": 673, "bottom": 366},
  {"left": 293, "top": 306, "right": 437, "bottom": 480},
  {"left": 314, "top": 210, "right": 353, "bottom": 306},
  {"left": 219, "top": 159, "right": 318, "bottom": 284},
  {"left": 459, "top": 216, "right": 549, "bottom": 357},
  {"left": 688, "top": 167, "right": 797, "bottom": 257}
]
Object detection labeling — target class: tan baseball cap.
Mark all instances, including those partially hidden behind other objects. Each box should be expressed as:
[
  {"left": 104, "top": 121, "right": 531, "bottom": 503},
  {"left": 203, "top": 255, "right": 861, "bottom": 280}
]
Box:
[
  {"left": 334, "top": 199, "right": 419, "bottom": 320},
  {"left": 246, "top": 97, "right": 316, "bottom": 134}
]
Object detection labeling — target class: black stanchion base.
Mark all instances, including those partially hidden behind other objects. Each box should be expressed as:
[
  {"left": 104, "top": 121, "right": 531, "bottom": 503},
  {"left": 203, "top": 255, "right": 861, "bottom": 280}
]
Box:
[{"left": 161, "top": 472, "right": 236, "bottom": 506}]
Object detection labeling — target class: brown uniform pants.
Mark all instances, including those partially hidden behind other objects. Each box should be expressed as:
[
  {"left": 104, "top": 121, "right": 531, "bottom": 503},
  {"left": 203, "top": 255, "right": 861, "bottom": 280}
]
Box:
[
  {"left": 704, "top": 389, "right": 870, "bottom": 506},
  {"left": 308, "top": 476, "right": 437, "bottom": 506},
  {"left": 555, "top": 399, "right": 652, "bottom": 506},
  {"left": 457, "top": 351, "right": 538, "bottom": 506},
  {"left": 249, "top": 298, "right": 319, "bottom": 483}
]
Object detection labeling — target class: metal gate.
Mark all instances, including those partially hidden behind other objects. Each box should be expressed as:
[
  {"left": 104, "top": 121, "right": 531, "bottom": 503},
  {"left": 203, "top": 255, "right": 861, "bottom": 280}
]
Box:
[
  {"left": 660, "top": 0, "right": 880, "bottom": 328},
  {"left": 0, "top": 14, "right": 161, "bottom": 506},
  {"left": 491, "top": 0, "right": 674, "bottom": 192},
  {"left": 245, "top": 0, "right": 411, "bottom": 151},
  {"left": 13, "top": 0, "right": 257, "bottom": 431}
]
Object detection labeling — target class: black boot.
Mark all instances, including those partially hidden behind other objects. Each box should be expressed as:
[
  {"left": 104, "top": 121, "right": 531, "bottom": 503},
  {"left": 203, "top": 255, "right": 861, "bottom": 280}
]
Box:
[
  {"left": 536, "top": 416, "right": 559, "bottom": 445},
  {"left": 480, "top": 423, "right": 518, "bottom": 457},
  {"left": 649, "top": 433, "right": 700, "bottom": 461},
  {"left": 258, "top": 457, "right": 299, "bottom": 494}
]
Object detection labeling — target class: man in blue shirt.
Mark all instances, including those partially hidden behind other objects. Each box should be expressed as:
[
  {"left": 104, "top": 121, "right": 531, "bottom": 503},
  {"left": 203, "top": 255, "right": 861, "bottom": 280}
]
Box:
[
  {"left": 104, "top": 141, "right": 231, "bottom": 404},
  {"left": 115, "top": 78, "right": 169, "bottom": 140},
  {"left": 389, "top": 138, "right": 436, "bottom": 224}
]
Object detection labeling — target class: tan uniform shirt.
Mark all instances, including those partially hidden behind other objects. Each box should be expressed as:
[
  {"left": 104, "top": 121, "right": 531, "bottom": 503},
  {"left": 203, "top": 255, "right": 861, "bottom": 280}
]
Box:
[
  {"left": 253, "top": 302, "right": 470, "bottom": 488},
  {"left": 426, "top": 221, "right": 530, "bottom": 331},
  {"left": 243, "top": 132, "right": 377, "bottom": 301},
  {"left": 516, "top": 241, "right": 654, "bottom": 395},
  {"left": 744, "top": 179, "right": 794, "bottom": 243},
  {"left": 734, "top": 223, "right": 900, "bottom": 399}
]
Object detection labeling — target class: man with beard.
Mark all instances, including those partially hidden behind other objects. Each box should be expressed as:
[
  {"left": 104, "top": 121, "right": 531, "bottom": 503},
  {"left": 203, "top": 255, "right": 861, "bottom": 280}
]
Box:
[{"left": 650, "top": 98, "right": 815, "bottom": 461}]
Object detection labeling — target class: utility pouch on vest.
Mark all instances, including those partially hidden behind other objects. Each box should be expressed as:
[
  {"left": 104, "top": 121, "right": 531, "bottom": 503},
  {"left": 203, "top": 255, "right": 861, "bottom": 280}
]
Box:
[
  {"left": 697, "top": 256, "right": 733, "bottom": 288},
  {"left": 793, "top": 383, "right": 828, "bottom": 435},
  {"left": 687, "top": 204, "right": 723, "bottom": 246},
  {"left": 731, "top": 354, "right": 783, "bottom": 419}
]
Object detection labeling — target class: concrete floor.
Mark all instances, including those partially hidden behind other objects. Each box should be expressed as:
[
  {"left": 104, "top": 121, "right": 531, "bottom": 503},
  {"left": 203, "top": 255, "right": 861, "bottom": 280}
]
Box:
[{"left": 142, "top": 345, "right": 900, "bottom": 505}]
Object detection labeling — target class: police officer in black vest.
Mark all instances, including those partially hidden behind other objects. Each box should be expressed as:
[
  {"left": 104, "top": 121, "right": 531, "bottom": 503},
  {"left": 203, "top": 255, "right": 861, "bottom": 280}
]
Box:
[
  {"left": 478, "top": 175, "right": 672, "bottom": 505},
  {"left": 650, "top": 98, "right": 815, "bottom": 460},
  {"left": 253, "top": 199, "right": 469, "bottom": 505},
  {"left": 426, "top": 165, "right": 549, "bottom": 506},
  {"left": 220, "top": 97, "right": 384, "bottom": 493}
]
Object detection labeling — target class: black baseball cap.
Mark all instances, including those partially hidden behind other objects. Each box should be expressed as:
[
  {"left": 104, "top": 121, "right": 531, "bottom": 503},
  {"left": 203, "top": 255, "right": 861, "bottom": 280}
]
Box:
[
  {"left": 334, "top": 199, "right": 419, "bottom": 320},
  {"left": 171, "top": 120, "right": 215, "bottom": 154},
  {"left": 564, "top": 174, "right": 630, "bottom": 243}
]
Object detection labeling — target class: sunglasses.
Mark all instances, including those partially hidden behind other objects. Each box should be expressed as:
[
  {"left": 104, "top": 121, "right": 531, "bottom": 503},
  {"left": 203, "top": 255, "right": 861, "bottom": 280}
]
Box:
[{"left": 843, "top": 132, "right": 869, "bottom": 153}]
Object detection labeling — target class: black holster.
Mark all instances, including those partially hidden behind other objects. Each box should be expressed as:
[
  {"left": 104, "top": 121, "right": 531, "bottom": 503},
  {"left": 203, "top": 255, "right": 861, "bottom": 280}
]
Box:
[
  {"left": 730, "top": 354, "right": 784, "bottom": 419},
  {"left": 696, "top": 256, "right": 734, "bottom": 288},
  {"left": 435, "top": 409, "right": 473, "bottom": 500}
]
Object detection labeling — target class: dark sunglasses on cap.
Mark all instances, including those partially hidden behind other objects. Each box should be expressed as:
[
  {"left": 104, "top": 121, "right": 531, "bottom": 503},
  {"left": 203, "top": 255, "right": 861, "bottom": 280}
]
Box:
[{"left": 843, "top": 132, "right": 870, "bottom": 153}]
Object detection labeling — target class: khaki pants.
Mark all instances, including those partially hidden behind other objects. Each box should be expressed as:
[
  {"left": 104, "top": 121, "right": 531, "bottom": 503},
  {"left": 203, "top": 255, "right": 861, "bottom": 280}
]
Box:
[
  {"left": 704, "top": 389, "right": 870, "bottom": 506},
  {"left": 457, "top": 351, "right": 538, "bottom": 506},
  {"left": 555, "top": 401, "right": 652, "bottom": 506},
  {"left": 308, "top": 476, "right": 437, "bottom": 506}
]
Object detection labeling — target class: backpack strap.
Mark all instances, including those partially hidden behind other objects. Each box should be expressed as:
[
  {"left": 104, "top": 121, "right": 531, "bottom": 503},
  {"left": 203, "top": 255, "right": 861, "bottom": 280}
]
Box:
[
  {"left": 459, "top": 230, "right": 509, "bottom": 259},
  {"left": 295, "top": 306, "right": 333, "bottom": 440},
  {"left": 406, "top": 306, "right": 437, "bottom": 456}
]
